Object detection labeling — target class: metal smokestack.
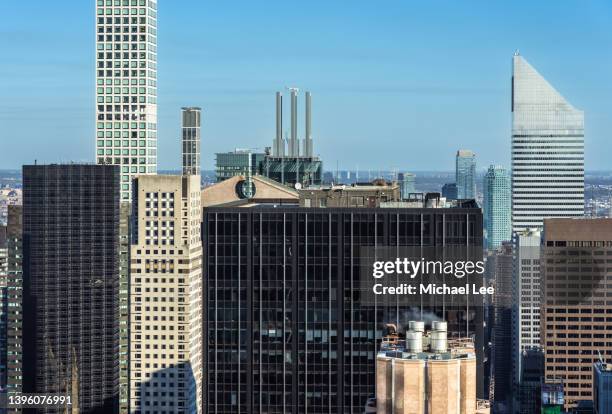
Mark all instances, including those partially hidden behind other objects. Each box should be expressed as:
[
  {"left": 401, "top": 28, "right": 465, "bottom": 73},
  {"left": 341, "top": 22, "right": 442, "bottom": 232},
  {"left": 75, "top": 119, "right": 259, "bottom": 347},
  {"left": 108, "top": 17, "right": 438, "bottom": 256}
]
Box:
[
  {"left": 289, "top": 88, "right": 298, "bottom": 156},
  {"left": 274, "top": 92, "right": 284, "bottom": 156},
  {"left": 304, "top": 91, "right": 312, "bottom": 157}
]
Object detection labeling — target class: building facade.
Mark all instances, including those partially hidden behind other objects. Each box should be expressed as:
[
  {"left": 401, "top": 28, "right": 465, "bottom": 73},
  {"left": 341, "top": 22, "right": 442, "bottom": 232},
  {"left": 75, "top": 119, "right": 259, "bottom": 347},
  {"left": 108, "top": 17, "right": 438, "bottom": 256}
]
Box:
[
  {"left": 483, "top": 165, "right": 511, "bottom": 250},
  {"left": 5, "top": 205, "right": 23, "bottom": 408},
  {"left": 95, "top": 0, "right": 158, "bottom": 201},
  {"left": 0, "top": 225, "right": 7, "bottom": 397},
  {"left": 512, "top": 228, "right": 542, "bottom": 395},
  {"left": 182, "top": 107, "right": 202, "bottom": 176},
  {"left": 541, "top": 218, "right": 612, "bottom": 409},
  {"left": 129, "top": 175, "right": 203, "bottom": 414},
  {"left": 202, "top": 205, "right": 483, "bottom": 413},
  {"left": 298, "top": 181, "right": 401, "bottom": 208},
  {"left": 511, "top": 53, "right": 584, "bottom": 232},
  {"left": 22, "top": 165, "right": 120, "bottom": 413},
  {"left": 516, "top": 348, "right": 543, "bottom": 414},
  {"left": 456, "top": 150, "right": 476, "bottom": 200},
  {"left": 489, "top": 242, "right": 513, "bottom": 410}
]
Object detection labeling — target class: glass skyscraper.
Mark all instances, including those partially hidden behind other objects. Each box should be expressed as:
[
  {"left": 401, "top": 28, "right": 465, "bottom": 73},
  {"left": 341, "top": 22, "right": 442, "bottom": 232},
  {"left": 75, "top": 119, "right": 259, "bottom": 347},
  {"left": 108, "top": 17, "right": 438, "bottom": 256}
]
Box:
[
  {"left": 95, "top": 0, "right": 158, "bottom": 201},
  {"left": 456, "top": 149, "right": 476, "bottom": 200},
  {"left": 22, "top": 165, "right": 120, "bottom": 413},
  {"left": 511, "top": 53, "right": 584, "bottom": 231},
  {"left": 397, "top": 172, "right": 416, "bottom": 199},
  {"left": 483, "top": 165, "right": 511, "bottom": 250},
  {"left": 202, "top": 206, "right": 484, "bottom": 413}
]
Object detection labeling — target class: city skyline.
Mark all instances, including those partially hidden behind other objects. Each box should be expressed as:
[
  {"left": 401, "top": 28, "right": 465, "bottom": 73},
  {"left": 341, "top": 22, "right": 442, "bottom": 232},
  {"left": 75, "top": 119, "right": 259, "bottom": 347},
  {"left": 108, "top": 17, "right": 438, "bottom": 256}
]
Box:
[
  {"left": 2, "top": 1, "right": 612, "bottom": 171},
  {"left": 0, "top": 1, "right": 611, "bottom": 413}
]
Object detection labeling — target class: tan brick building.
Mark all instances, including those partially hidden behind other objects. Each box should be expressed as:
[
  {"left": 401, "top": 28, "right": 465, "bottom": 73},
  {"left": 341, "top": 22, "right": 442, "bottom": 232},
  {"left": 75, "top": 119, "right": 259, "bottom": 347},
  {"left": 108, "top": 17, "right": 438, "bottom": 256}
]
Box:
[
  {"left": 542, "top": 218, "right": 612, "bottom": 409},
  {"left": 130, "top": 174, "right": 202, "bottom": 413}
]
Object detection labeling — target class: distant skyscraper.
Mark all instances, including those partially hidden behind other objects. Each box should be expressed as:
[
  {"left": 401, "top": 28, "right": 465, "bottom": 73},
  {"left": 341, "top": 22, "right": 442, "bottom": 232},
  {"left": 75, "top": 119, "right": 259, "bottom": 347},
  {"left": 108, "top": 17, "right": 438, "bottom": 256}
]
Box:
[
  {"left": 95, "top": 0, "right": 158, "bottom": 201},
  {"left": 182, "top": 107, "right": 202, "bottom": 176},
  {"left": 22, "top": 164, "right": 120, "bottom": 413},
  {"left": 397, "top": 172, "right": 416, "bottom": 199},
  {"left": 483, "top": 165, "right": 511, "bottom": 250},
  {"left": 215, "top": 150, "right": 265, "bottom": 182},
  {"left": 456, "top": 150, "right": 476, "bottom": 200},
  {"left": 442, "top": 182, "right": 458, "bottom": 200},
  {"left": 541, "top": 218, "right": 612, "bottom": 410},
  {"left": 511, "top": 53, "right": 584, "bottom": 231},
  {"left": 129, "top": 175, "right": 203, "bottom": 413}
]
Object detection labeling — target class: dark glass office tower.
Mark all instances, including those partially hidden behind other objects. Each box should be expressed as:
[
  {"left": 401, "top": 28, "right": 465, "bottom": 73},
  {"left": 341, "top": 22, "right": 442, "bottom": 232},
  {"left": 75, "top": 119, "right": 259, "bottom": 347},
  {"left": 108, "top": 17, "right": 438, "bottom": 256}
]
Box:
[
  {"left": 22, "top": 164, "right": 120, "bottom": 413},
  {"left": 202, "top": 206, "right": 483, "bottom": 413}
]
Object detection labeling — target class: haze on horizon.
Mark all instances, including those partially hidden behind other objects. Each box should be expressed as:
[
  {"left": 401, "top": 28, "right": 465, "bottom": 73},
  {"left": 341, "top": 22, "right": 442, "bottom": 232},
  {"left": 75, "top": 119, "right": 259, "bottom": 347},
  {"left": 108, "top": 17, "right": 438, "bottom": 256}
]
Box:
[{"left": 1, "top": 0, "right": 611, "bottom": 171}]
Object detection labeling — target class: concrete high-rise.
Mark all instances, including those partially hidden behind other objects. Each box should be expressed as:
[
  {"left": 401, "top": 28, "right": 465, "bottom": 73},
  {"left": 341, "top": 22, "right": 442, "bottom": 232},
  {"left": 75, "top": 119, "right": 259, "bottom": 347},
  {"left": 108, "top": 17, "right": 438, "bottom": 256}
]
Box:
[
  {"left": 95, "top": 0, "right": 158, "bottom": 201},
  {"left": 541, "top": 218, "right": 612, "bottom": 410},
  {"left": 182, "top": 107, "right": 202, "bottom": 176},
  {"left": 511, "top": 53, "right": 584, "bottom": 232},
  {"left": 5, "top": 205, "right": 22, "bottom": 406},
  {"left": 456, "top": 150, "right": 476, "bottom": 200},
  {"left": 0, "top": 225, "right": 7, "bottom": 396},
  {"left": 22, "top": 164, "right": 120, "bottom": 413},
  {"left": 129, "top": 174, "right": 203, "bottom": 413},
  {"left": 483, "top": 165, "right": 511, "bottom": 250},
  {"left": 511, "top": 228, "right": 541, "bottom": 391}
]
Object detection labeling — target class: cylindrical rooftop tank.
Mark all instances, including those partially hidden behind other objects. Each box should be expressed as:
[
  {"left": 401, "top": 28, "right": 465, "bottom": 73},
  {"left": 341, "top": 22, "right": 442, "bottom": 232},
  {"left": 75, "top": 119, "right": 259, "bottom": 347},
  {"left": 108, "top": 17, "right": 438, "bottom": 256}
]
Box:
[
  {"left": 430, "top": 330, "right": 448, "bottom": 353},
  {"left": 406, "top": 330, "right": 423, "bottom": 353},
  {"left": 409, "top": 321, "right": 425, "bottom": 333},
  {"left": 431, "top": 320, "right": 447, "bottom": 332}
]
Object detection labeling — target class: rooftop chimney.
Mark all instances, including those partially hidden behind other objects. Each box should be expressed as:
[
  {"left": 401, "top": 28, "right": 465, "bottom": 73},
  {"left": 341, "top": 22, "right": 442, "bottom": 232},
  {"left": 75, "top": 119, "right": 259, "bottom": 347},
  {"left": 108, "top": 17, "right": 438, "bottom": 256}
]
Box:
[
  {"left": 304, "top": 91, "right": 313, "bottom": 157},
  {"left": 273, "top": 92, "right": 284, "bottom": 156},
  {"left": 289, "top": 88, "right": 298, "bottom": 156}
]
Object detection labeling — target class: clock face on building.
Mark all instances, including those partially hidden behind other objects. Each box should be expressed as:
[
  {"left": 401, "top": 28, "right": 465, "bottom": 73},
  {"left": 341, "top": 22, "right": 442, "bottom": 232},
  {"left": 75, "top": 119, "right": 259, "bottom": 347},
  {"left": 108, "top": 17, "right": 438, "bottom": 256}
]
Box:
[{"left": 235, "top": 179, "right": 256, "bottom": 199}]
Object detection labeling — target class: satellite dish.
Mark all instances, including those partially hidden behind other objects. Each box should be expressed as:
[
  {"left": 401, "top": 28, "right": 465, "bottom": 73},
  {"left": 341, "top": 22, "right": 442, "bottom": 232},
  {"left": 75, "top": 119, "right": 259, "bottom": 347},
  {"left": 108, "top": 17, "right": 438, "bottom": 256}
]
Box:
[{"left": 294, "top": 183, "right": 302, "bottom": 190}]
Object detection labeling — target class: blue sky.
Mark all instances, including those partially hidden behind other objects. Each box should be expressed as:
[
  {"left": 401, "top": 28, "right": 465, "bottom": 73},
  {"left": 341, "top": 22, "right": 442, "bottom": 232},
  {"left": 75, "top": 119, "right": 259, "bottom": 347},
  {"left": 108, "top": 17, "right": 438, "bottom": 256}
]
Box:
[{"left": 1, "top": 1, "right": 611, "bottom": 171}]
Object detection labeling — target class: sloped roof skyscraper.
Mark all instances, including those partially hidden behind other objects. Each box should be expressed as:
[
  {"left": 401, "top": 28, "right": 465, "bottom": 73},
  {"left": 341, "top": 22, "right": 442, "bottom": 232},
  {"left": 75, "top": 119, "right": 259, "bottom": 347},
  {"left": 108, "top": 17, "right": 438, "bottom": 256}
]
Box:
[{"left": 511, "top": 53, "right": 584, "bottom": 231}]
